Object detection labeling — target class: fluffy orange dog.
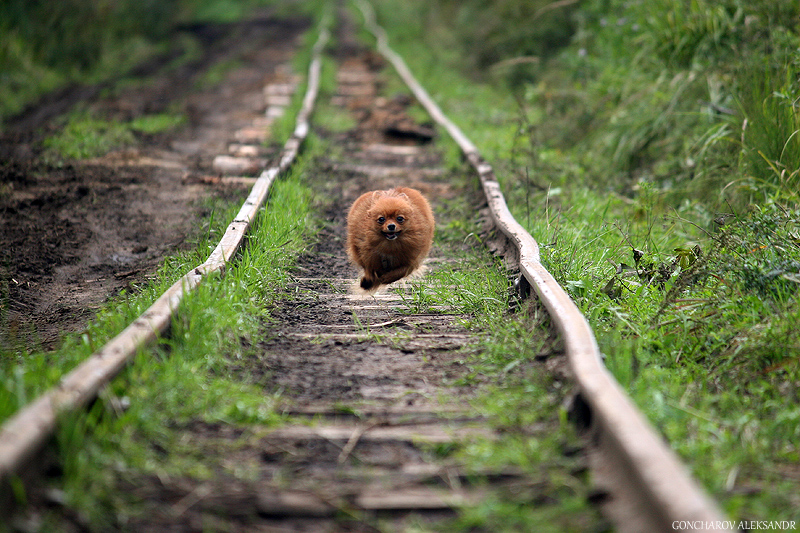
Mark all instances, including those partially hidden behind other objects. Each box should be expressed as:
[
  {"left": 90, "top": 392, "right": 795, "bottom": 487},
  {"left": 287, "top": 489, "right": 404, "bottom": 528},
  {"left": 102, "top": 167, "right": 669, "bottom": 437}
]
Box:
[{"left": 346, "top": 187, "right": 434, "bottom": 291}]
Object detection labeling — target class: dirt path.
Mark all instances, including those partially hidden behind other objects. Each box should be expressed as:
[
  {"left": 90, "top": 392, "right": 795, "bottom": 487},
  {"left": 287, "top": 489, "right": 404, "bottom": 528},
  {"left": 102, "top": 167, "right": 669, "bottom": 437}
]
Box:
[{"left": 0, "top": 13, "right": 309, "bottom": 351}]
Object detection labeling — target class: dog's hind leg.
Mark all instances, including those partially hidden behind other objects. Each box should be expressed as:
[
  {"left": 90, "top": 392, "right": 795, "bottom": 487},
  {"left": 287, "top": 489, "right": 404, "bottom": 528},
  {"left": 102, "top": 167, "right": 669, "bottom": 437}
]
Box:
[{"left": 377, "top": 265, "right": 415, "bottom": 285}]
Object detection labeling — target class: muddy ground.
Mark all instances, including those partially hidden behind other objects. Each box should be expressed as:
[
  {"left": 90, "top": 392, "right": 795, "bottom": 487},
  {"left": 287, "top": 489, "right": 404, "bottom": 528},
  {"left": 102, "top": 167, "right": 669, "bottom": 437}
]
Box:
[{"left": 0, "top": 13, "right": 310, "bottom": 352}]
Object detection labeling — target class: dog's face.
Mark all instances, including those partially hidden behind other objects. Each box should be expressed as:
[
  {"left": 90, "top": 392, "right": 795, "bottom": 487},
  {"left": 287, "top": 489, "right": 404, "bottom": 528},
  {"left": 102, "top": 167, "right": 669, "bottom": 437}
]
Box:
[{"left": 367, "top": 196, "right": 411, "bottom": 241}]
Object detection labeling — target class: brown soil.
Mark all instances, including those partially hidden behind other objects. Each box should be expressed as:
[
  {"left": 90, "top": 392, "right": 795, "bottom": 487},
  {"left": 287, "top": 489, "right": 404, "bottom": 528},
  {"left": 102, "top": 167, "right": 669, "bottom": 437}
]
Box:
[{"left": 0, "top": 13, "right": 310, "bottom": 351}]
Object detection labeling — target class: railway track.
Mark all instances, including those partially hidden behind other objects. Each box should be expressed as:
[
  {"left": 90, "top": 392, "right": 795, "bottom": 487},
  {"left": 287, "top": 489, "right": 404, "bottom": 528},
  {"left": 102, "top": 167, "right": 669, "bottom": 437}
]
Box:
[{"left": 1, "top": 2, "right": 734, "bottom": 531}]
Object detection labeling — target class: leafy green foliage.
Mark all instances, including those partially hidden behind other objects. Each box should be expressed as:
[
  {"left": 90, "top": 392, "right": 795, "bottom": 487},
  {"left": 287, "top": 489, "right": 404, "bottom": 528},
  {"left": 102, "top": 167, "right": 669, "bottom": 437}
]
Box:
[
  {"left": 736, "top": 66, "right": 800, "bottom": 188},
  {"left": 505, "top": 0, "right": 800, "bottom": 205}
]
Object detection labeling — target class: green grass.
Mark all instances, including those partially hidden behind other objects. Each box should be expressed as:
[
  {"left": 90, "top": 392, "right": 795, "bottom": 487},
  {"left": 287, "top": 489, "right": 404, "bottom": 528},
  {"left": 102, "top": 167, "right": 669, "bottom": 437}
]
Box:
[
  {"left": 43, "top": 111, "right": 136, "bottom": 160},
  {"left": 366, "top": 0, "right": 800, "bottom": 523},
  {"left": 520, "top": 187, "right": 800, "bottom": 520},
  {"left": 129, "top": 112, "right": 187, "bottom": 134},
  {"left": 42, "top": 109, "right": 187, "bottom": 160}
]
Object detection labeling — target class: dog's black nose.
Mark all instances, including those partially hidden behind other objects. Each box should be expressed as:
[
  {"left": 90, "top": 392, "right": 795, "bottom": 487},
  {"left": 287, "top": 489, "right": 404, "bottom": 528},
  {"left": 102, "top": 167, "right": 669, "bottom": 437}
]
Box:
[{"left": 387, "top": 223, "right": 396, "bottom": 231}]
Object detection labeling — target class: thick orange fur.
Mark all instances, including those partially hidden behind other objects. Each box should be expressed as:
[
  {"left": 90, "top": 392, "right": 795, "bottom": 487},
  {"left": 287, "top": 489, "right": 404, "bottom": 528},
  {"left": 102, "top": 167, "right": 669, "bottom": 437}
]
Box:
[{"left": 346, "top": 187, "right": 435, "bottom": 292}]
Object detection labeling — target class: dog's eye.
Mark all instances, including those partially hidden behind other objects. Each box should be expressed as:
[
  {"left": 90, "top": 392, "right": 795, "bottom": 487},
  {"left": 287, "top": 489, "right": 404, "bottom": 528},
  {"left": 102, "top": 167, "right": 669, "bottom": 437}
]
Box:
[
  {"left": 396, "top": 216, "right": 405, "bottom": 223},
  {"left": 378, "top": 216, "right": 385, "bottom": 224}
]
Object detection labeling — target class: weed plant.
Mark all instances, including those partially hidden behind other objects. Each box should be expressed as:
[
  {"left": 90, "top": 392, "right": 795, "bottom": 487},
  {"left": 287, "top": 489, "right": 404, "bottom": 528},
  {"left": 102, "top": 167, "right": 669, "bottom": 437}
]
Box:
[{"left": 368, "top": 0, "right": 800, "bottom": 522}]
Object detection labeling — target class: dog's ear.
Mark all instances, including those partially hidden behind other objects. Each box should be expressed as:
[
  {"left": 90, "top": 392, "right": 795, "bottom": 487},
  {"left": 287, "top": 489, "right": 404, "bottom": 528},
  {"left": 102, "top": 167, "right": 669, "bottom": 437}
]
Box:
[
  {"left": 398, "top": 192, "right": 409, "bottom": 199},
  {"left": 372, "top": 190, "right": 385, "bottom": 199}
]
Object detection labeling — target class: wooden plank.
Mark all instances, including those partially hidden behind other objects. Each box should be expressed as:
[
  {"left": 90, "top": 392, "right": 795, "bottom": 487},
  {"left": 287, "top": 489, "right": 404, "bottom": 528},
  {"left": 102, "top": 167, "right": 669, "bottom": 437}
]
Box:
[
  {"left": 336, "top": 70, "right": 374, "bottom": 83},
  {"left": 279, "top": 403, "right": 471, "bottom": 418},
  {"left": 212, "top": 155, "right": 265, "bottom": 175},
  {"left": 363, "top": 143, "right": 423, "bottom": 155},
  {"left": 255, "top": 487, "right": 479, "bottom": 516},
  {"left": 257, "top": 490, "right": 334, "bottom": 517},
  {"left": 356, "top": 487, "right": 476, "bottom": 510},
  {"left": 264, "top": 83, "right": 296, "bottom": 96},
  {"left": 330, "top": 163, "right": 444, "bottom": 177},
  {"left": 263, "top": 423, "right": 493, "bottom": 444},
  {"left": 284, "top": 332, "right": 473, "bottom": 342}
]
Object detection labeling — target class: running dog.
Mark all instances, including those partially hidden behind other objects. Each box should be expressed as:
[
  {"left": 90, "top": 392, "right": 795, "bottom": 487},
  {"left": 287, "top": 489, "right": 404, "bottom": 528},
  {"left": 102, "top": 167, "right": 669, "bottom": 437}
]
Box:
[{"left": 346, "top": 187, "right": 434, "bottom": 291}]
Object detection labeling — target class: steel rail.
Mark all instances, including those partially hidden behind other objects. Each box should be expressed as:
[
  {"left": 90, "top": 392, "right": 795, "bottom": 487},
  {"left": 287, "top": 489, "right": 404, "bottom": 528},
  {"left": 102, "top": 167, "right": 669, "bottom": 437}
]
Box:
[
  {"left": 0, "top": 19, "right": 331, "bottom": 492},
  {"left": 354, "top": 1, "right": 732, "bottom": 530}
]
